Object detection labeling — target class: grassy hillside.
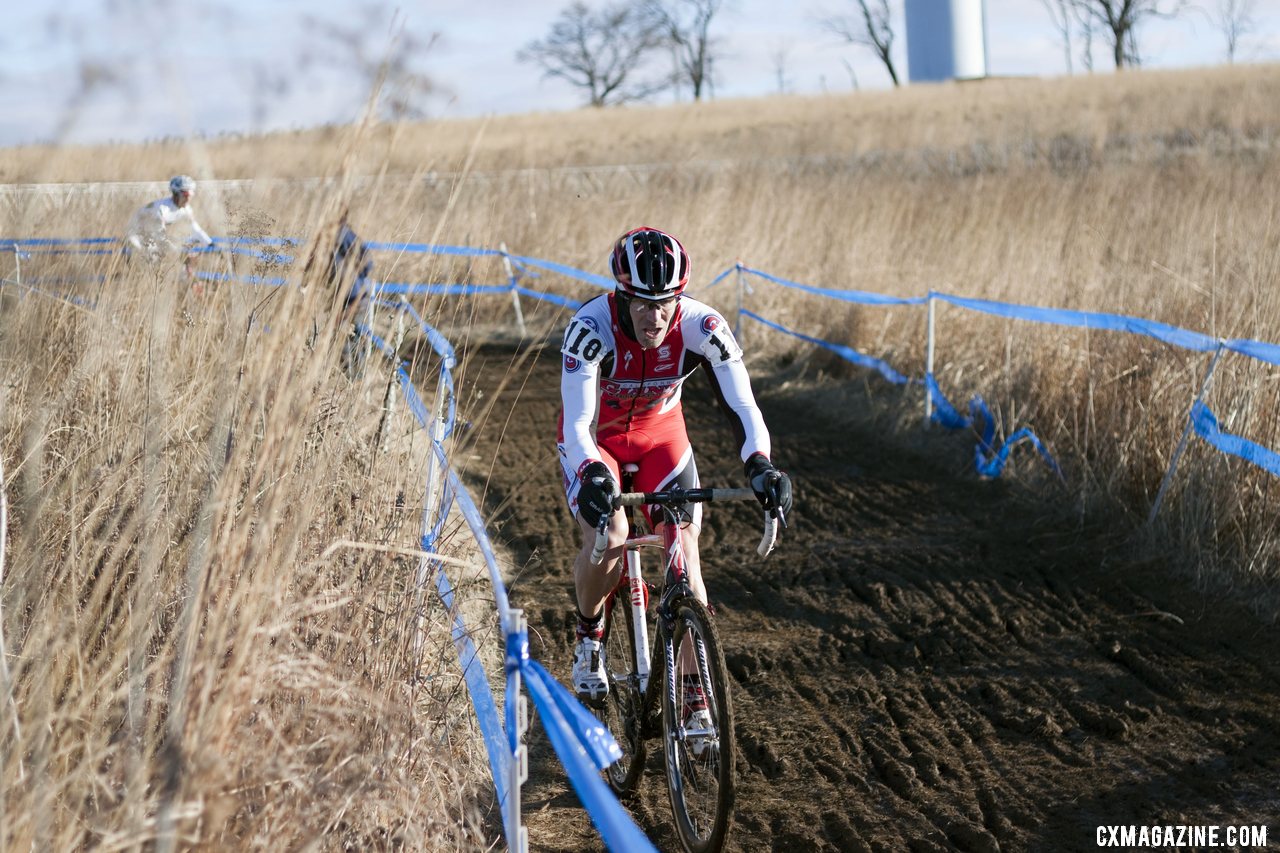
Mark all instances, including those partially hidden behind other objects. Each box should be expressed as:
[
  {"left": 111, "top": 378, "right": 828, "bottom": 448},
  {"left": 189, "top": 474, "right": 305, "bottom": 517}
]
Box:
[{"left": 1, "top": 62, "right": 1279, "bottom": 846}]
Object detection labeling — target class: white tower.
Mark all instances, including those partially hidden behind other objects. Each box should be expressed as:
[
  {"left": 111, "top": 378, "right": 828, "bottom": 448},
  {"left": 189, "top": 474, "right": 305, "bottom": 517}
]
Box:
[{"left": 905, "top": 0, "right": 988, "bottom": 83}]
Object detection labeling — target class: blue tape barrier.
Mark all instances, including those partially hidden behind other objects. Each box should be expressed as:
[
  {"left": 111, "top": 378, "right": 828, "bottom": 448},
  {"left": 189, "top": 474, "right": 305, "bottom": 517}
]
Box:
[
  {"left": 513, "top": 285, "right": 584, "bottom": 312},
  {"left": 431, "top": 537, "right": 511, "bottom": 809},
  {"left": 742, "top": 265, "right": 929, "bottom": 307},
  {"left": 365, "top": 241, "right": 504, "bottom": 257},
  {"left": 1223, "top": 337, "right": 1280, "bottom": 368},
  {"left": 935, "top": 292, "right": 1222, "bottom": 354},
  {"left": 375, "top": 282, "right": 511, "bottom": 297},
  {"left": 507, "top": 254, "right": 613, "bottom": 290},
  {"left": 926, "top": 374, "right": 1062, "bottom": 479},
  {"left": 518, "top": 659, "right": 657, "bottom": 853},
  {"left": 703, "top": 265, "right": 736, "bottom": 289},
  {"left": 194, "top": 270, "right": 289, "bottom": 287},
  {"left": 1190, "top": 401, "right": 1280, "bottom": 477},
  {"left": 0, "top": 237, "right": 118, "bottom": 246},
  {"left": 742, "top": 309, "right": 914, "bottom": 385}
]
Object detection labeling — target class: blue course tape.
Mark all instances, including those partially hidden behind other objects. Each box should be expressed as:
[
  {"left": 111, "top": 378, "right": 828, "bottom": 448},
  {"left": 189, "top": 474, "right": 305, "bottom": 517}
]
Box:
[
  {"left": 16, "top": 248, "right": 116, "bottom": 256},
  {"left": 520, "top": 661, "right": 657, "bottom": 852},
  {"left": 365, "top": 241, "right": 503, "bottom": 257},
  {"left": 935, "top": 293, "right": 1221, "bottom": 354},
  {"left": 194, "top": 270, "right": 289, "bottom": 286},
  {"left": 742, "top": 309, "right": 914, "bottom": 385},
  {"left": 507, "top": 255, "right": 613, "bottom": 289},
  {"left": 0, "top": 237, "right": 118, "bottom": 246},
  {"left": 513, "top": 286, "right": 583, "bottom": 311},
  {"left": 926, "top": 374, "right": 1062, "bottom": 479},
  {"left": 1190, "top": 401, "right": 1280, "bottom": 476},
  {"left": 375, "top": 282, "right": 512, "bottom": 297},
  {"left": 429, "top": 532, "right": 511, "bottom": 809},
  {"left": 742, "top": 266, "right": 929, "bottom": 307},
  {"left": 1224, "top": 337, "right": 1280, "bottom": 367},
  {"left": 703, "top": 266, "right": 736, "bottom": 289}
]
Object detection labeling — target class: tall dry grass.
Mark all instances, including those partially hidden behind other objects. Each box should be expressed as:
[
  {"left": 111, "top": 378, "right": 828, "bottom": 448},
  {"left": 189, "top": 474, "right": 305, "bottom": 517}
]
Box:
[
  {"left": 0, "top": 162, "right": 503, "bottom": 846},
  {"left": 2, "top": 61, "right": 1280, "bottom": 845}
]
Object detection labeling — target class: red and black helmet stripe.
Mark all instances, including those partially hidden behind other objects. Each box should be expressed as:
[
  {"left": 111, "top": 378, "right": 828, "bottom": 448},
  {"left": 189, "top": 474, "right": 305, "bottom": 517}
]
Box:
[{"left": 609, "top": 227, "right": 690, "bottom": 300}]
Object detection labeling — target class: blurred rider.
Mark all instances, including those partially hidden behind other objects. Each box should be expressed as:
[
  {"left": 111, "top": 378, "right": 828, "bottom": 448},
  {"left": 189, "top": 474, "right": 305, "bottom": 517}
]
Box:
[
  {"left": 124, "top": 175, "right": 214, "bottom": 279},
  {"left": 558, "top": 226, "right": 793, "bottom": 717}
]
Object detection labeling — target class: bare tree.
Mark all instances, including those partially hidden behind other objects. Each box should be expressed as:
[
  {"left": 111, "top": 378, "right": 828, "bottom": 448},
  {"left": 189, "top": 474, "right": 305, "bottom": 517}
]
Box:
[
  {"left": 517, "top": 1, "right": 664, "bottom": 107},
  {"left": 1040, "top": 0, "right": 1076, "bottom": 74},
  {"left": 819, "top": 0, "right": 900, "bottom": 87},
  {"left": 642, "top": 0, "right": 727, "bottom": 101},
  {"left": 1069, "top": 0, "right": 1187, "bottom": 69},
  {"left": 770, "top": 43, "right": 791, "bottom": 94},
  {"left": 1213, "top": 0, "right": 1259, "bottom": 63},
  {"left": 305, "top": 9, "right": 442, "bottom": 122}
]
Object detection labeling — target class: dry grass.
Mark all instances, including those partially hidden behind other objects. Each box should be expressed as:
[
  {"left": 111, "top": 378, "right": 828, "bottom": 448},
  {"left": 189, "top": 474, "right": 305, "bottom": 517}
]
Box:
[{"left": 2, "top": 61, "right": 1280, "bottom": 845}]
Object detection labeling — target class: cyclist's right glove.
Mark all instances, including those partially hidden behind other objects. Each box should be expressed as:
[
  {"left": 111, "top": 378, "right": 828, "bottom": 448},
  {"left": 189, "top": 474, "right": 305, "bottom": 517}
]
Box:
[
  {"left": 745, "top": 452, "right": 793, "bottom": 517},
  {"left": 577, "top": 460, "right": 619, "bottom": 527}
]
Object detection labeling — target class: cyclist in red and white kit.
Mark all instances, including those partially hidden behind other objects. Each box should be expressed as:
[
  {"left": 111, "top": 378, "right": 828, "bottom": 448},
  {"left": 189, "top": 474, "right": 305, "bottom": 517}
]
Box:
[{"left": 558, "top": 227, "right": 793, "bottom": 707}]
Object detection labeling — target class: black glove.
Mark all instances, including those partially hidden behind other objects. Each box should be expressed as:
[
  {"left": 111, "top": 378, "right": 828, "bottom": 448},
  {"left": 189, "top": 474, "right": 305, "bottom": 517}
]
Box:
[
  {"left": 745, "top": 453, "right": 793, "bottom": 516},
  {"left": 577, "top": 461, "right": 619, "bottom": 527}
]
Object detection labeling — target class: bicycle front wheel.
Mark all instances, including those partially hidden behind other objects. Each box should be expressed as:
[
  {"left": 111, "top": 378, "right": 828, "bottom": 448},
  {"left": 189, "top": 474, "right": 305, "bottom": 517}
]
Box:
[
  {"left": 662, "top": 597, "right": 735, "bottom": 853},
  {"left": 599, "top": 592, "right": 646, "bottom": 796}
]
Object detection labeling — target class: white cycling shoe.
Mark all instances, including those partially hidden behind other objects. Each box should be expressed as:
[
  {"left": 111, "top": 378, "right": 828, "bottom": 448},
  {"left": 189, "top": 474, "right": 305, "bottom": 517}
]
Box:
[{"left": 572, "top": 636, "right": 608, "bottom": 706}]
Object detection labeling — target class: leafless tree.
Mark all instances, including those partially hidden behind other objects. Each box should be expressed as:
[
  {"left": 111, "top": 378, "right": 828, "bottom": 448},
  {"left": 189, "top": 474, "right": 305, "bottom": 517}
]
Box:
[
  {"left": 305, "top": 8, "right": 441, "bottom": 122},
  {"left": 1040, "top": 0, "right": 1077, "bottom": 73},
  {"left": 1212, "top": 0, "right": 1259, "bottom": 63},
  {"left": 517, "top": 1, "right": 664, "bottom": 107},
  {"left": 642, "top": 0, "right": 727, "bottom": 100},
  {"left": 1069, "top": 0, "right": 1187, "bottom": 69},
  {"left": 819, "top": 0, "right": 900, "bottom": 87},
  {"left": 770, "top": 43, "right": 791, "bottom": 94}
]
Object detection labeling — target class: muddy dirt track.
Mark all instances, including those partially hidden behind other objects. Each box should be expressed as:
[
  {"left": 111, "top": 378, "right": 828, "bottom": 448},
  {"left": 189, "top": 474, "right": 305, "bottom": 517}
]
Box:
[{"left": 452, "top": 336, "right": 1280, "bottom": 852}]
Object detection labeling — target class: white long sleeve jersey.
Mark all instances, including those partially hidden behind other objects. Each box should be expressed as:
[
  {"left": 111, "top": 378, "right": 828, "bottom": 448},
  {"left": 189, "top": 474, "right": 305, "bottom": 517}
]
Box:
[
  {"left": 558, "top": 293, "right": 771, "bottom": 475},
  {"left": 125, "top": 197, "right": 213, "bottom": 250}
]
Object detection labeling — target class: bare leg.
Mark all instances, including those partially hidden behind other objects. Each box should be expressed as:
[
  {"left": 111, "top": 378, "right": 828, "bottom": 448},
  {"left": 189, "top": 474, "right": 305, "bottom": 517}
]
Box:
[{"left": 573, "top": 510, "right": 630, "bottom": 620}]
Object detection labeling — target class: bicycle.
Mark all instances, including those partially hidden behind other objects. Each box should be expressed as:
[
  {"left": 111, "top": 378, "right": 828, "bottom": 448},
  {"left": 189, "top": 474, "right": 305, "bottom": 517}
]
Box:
[{"left": 589, "top": 466, "right": 779, "bottom": 853}]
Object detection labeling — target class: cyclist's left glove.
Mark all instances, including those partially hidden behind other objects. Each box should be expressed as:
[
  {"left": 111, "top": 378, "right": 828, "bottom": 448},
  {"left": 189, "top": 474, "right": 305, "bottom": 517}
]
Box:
[
  {"left": 745, "top": 452, "right": 793, "bottom": 516},
  {"left": 577, "top": 460, "right": 619, "bottom": 527}
]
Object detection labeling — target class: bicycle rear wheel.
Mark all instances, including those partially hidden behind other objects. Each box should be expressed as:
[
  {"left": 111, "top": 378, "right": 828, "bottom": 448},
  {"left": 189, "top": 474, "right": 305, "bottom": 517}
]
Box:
[
  {"left": 598, "top": 591, "right": 646, "bottom": 796},
  {"left": 662, "top": 597, "right": 735, "bottom": 853}
]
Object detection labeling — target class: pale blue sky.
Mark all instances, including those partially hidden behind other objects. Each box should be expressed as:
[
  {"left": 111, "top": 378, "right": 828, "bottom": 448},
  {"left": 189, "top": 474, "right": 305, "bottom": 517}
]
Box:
[{"left": 3, "top": 0, "right": 1279, "bottom": 148}]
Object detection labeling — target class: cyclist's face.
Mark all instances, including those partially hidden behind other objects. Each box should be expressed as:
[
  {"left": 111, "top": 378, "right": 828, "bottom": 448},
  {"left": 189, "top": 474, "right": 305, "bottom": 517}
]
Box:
[
  {"left": 628, "top": 295, "right": 678, "bottom": 348},
  {"left": 173, "top": 190, "right": 191, "bottom": 208}
]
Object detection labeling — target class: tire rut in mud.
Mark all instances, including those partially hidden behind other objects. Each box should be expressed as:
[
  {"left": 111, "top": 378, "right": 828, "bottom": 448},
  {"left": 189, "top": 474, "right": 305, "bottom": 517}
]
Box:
[{"left": 449, "top": 338, "right": 1280, "bottom": 852}]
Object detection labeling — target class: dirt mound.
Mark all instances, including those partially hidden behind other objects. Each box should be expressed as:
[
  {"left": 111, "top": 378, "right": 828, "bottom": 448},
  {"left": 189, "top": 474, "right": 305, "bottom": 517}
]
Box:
[{"left": 451, "top": 338, "right": 1280, "bottom": 852}]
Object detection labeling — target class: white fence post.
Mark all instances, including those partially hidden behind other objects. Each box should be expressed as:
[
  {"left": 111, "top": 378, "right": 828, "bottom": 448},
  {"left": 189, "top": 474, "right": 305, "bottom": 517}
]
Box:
[
  {"left": 506, "top": 609, "right": 530, "bottom": 853},
  {"left": 413, "top": 365, "right": 454, "bottom": 667},
  {"left": 11, "top": 244, "right": 19, "bottom": 288},
  {"left": 500, "top": 244, "right": 527, "bottom": 338},
  {"left": 924, "top": 292, "right": 937, "bottom": 425},
  {"left": 1148, "top": 341, "right": 1227, "bottom": 526}
]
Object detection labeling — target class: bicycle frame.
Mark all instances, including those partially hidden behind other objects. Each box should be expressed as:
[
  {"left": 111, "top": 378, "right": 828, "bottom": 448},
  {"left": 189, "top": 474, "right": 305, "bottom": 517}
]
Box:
[{"left": 616, "top": 503, "right": 690, "bottom": 704}]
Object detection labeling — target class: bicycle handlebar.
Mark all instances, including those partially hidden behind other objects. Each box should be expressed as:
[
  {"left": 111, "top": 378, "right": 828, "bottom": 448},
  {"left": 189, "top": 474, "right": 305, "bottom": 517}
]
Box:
[{"left": 589, "top": 486, "right": 779, "bottom": 565}]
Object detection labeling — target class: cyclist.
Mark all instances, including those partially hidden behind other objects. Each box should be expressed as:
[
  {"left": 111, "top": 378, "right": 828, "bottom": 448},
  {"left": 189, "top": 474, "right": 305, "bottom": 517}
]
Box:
[
  {"left": 558, "top": 226, "right": 793, "bottom": 722},
  {"left": 328, "top": 214, "right": 375, "bottom": 375},
  {"left": 124, "top": 175, "right": 214, "bottom": 280}
]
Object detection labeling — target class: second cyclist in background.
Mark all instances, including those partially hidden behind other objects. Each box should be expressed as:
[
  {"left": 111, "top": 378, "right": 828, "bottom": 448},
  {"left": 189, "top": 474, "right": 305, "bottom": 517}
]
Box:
[
  {"left": 124, "top": 174, "right": 214, "bottom": 282},
  {"left": 557, "top": 226, "right": 793, "bottom": 726}
]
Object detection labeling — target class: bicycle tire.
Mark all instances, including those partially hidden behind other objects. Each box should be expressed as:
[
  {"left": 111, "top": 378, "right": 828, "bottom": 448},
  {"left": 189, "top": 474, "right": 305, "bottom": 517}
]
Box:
[
  {"left": 661, "top": 597, "right": 736, "bottom": 853},
  {"left": 599, "top": 591, "right": 647, "bottom": 796}
]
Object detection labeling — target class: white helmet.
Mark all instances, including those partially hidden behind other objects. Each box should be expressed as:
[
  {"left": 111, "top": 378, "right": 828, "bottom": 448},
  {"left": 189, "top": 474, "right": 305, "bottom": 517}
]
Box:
[{"left": 169, "top": 175, "right": 196, "bottom": 195}]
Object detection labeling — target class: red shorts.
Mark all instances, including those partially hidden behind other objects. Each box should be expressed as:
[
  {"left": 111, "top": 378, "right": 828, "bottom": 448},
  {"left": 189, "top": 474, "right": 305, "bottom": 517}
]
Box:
[{"left": 559, "top": 416, "right": 701, "bottom": 527}]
